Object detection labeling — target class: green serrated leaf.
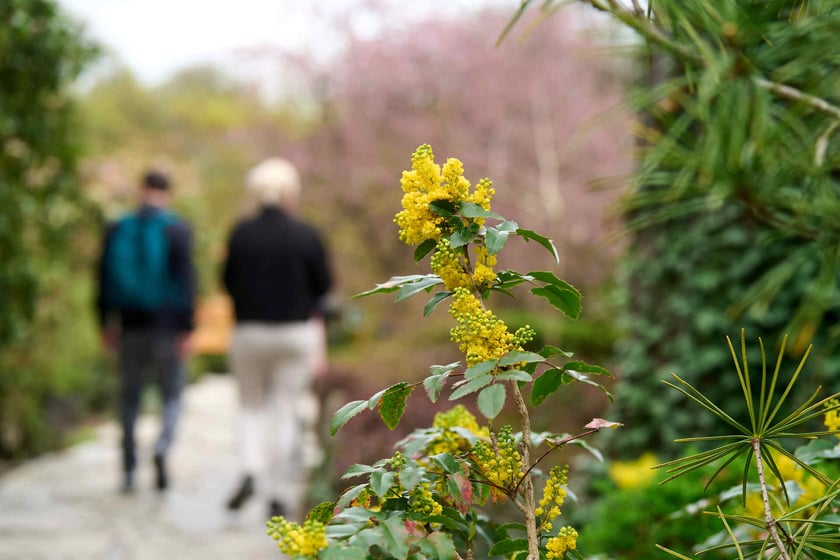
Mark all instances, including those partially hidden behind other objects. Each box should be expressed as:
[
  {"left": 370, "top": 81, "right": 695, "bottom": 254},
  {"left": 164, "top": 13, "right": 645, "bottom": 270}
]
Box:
[
  {"left": 335, "top": 484, "right": 369, "bottom": 509},
  {"left": 320, "top": 546, "right": 368, "bottom": 560},
  {"left": 495, "top": 270, "right": 529, "bottom": 289},
  {"left": 497, "top": 220, "right": 519, "bottom": 233},
  {"left": 465, "top": 359, "right": 497, "bottom": 379},
  {"left": 429, "top": 199, "right": 456, "bottom": 217},
  {"left": 424, "top": 363, "right": 460, "bottom": 402},
  {"left": 398, "top": 463, "right": 426, "bottom": 491},
  {"left": 459, "top": 201, "right": 504, "bottom": 220},
  {"left": 562, "top": 360, "right": 612, "bottom": 377},
  {"left": 413, "top": 238, "right": 437, "bottom": 262},
  {"left": 430, "top": 452, "right": 463, "bottom": 474},
  {"left": 449, "top": 373, "right": 493, "bottom": 400},
  {"left": 370, "top": 470, "right": 396, "bottom": 497},
  {"left": 539, "top": 345, "right": 574, "bottom": 359},
  {"left": 478, "top": 384, "right": 506, "bottom": 419},
  {"left": 306, "top": 501, "right": 336, "bottom": 524},
  {"left": 527, "top": 270, "right": 580, "bottom": 292},
  {"left": 531, "top": 369, "right": 564, "bottom": 407},
  {"left": 379, "top": 515, "right": 411, "bottom": 559},
  {"left": 379, "top": 383, "right": 414, "bottom": 430},
  {"left": 396, "top": 275, "right": 444, "bottom": 302},
  {"left": 341, "top": 463, "right": 380, "bottom": 479},
  {"left": 531, "top": 285, "right": 582, "bottom": 319},
  {"left": 353, "top": 274, "right": 431, "bottom": 299},
  {"left": 489, "top": 538, "right": 530, "bottom": 555},
  {"left": 499, "top": 350, "right": 545, "bottom": 367},
  {"left": 368, "top": 387, "right": 388, "bottom": 409},
  {"left": 425, "top": 508, "right": 471, "bottom": 533},
  {"left": 516, "top": 228, "right": 559, "bottom": 263},
  {"left": 485, "top": 227, "right": 510, "bottom": 255},
  {"left": 424, "top": 290, "right": 452, "bottom": 317},
  {"left": 430, "top": 361, "right": 461, "bottom": 376},
  {"left": 331, "top": 400, "right": 369, "bottom": 436},
  {"left": 449, "top": 227, "right": 475, "bottom": 248},
  {"left": 496, "top": 370, "right": 533, "bottom": 382},
  {"left": 495, "top": 522, "right": 528, "bottom": 537},
  {"left": 563, "top": 369, "right": 615, "bottom": 400},
  {"left": 416, "top": 532, "right": 457, "bottom": 560},
  {"left": 424, "top": 374, "right": 449, "bottom": 404}
]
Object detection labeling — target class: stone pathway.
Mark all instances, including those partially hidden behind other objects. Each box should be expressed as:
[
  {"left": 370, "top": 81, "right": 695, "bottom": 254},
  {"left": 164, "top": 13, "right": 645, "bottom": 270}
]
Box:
[{"left": 0, "top": 375, "right": 287, "bottom": 560}]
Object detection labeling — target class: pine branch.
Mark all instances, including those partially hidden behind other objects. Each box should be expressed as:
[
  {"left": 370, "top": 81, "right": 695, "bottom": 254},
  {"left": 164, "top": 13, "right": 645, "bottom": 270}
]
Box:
[{"left": 752, "top": 439, "right": 791, "bottom": 560}]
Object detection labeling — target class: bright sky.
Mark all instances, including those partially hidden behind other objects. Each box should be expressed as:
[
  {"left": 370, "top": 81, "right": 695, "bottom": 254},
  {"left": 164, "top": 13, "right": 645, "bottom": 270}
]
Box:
[{"left": 58, "top": 0, "right": 512, "bottom": 85}]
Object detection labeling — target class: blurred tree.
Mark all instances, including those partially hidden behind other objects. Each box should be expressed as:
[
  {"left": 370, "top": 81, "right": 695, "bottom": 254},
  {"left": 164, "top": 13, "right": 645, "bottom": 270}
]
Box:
[
  {"left": 287, "top": 8, "right": 632, "bottom": 302},
  {"left": 0, "top": 0, "right": 100, "bottom": 456},
  {"left": 514, "top": 1, "right": 840, "bottom": 458},
  {"left": 78, "top": 64, "right": 296, "bottom": 294}
]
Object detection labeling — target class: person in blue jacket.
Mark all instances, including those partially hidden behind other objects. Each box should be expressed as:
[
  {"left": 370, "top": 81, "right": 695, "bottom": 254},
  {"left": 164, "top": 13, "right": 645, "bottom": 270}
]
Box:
[{"left": 97, "top": 170, "right": 196, "bottom": 493}]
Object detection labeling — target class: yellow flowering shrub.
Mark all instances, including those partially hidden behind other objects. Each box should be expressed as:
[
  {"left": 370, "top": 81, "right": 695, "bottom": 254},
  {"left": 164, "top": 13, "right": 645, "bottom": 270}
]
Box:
[
  {"left": 824, "top": 397, "right": 840, "bottom": 438},
  {"left": 608, "top": 452, "right": 659, "bottom": 490},
  {"left": 394, "top": 144, "right": 496, "bottom": 246},
  {"left": 546, "top": 526, "right": 579, "bottom": 559},
  {"left": 308, "top": 144, "right": 609, "bottom": 560},
  {"left": 472, "top": 425, "right": 523, "bottom": 494},
  {"left": 449, "top": 287, "right": 517, "bottom": 366},
  {"left": 427, "top": 404, "right": 489, "bottom": 456},
  {"left": 535, "top": 464, "right": 569, "bottom": 530},
  {"left": 266, "top": 517, "right": 327, "bottom": 558}
]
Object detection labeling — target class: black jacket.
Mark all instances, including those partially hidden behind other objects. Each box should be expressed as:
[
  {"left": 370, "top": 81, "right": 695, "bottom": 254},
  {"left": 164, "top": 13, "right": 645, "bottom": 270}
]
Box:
[
  {"left": 97, "top": 205, "right": 196, "bottom": 332},
  {"left": 223, "top": 207, "right": 332, "bottom": 323}
]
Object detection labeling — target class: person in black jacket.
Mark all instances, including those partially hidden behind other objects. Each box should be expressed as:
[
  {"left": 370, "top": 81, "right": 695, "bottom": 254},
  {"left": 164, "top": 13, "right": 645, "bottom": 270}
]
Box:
[
  {"left": 222, "top": 158, "right": 333, "bottom": 519},
  {"left": 97, "top": 170, "right": 196, "bottom": 493}
]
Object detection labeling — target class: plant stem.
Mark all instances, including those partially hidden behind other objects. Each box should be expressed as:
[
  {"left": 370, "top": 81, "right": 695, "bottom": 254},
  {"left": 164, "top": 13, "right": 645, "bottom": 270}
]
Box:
[
  {"left": 511, "top": 381, "right": 540, "bottom": 559},
  {"left": 752, "top": 439, "right": 790, "bottom": 560}
]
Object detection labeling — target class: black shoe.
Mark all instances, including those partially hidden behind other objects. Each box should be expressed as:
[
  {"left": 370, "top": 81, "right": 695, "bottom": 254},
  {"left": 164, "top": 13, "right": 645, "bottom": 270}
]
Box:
[
  {"left": 226, "top": 475, "right": 254, "bottom": 510},
  {"left": 154, "top": 455, "right": 168, "bottom": 491},
  {"left": 268, "top": 500, "right": 286, "bottom": 519}
]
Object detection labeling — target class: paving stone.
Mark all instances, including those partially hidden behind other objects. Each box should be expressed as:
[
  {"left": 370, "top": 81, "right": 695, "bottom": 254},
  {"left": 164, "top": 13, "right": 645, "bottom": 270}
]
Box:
[{"left": 0, "top": 376, "right": 294, "bottom": 560}]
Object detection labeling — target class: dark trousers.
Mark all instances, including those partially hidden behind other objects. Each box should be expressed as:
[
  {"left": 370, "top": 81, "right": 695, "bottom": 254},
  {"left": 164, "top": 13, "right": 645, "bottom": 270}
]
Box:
[{"left": 118, "top": 330, "right": 185, "bottom": 474}]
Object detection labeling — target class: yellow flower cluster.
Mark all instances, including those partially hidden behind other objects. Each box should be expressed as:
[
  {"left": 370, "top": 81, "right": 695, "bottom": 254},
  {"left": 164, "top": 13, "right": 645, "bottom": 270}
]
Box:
[
  {"left": 394, "top": 144, "right": 497, "bottom": 246},
  {"left": 430, "top": 238, "right": 498, "bottom": 293},
  {"left": 430, "top": 238, "right": 471, "bottom": 291},
  {"left": 535, "top": 464, "right": 569, "bottom": 532},
  {"left": 409, "top": 481, "right": 443, "bottom": 517},
  {"left": 473, "top": 425, "right": 523, "bottom": 491},
  {"left": 266, "top": 517, "right": 327, "bottom": 558},
  {"left": 471, "top": 177, "right": 495, "bottom": 212},
  {"left": 472, "top": 244, "right": 497, "bottom": 290},
  {"left": 824, "top": 398, "right": 840, "bottom": 439},
  {"left": 394, "top": 144, "right": 446, "bottom": 245},
  {"left": 743, "top": 452, "right": 826, "bottom": 524},
  {"left": 545, "top": 526, "right": 579, "bottom": 559},
  {"left": 449, "top": 287, "right": 516, "bottom": 366},
  {"left": 442, "top": 157, "right": 470, "bottom": 201},
  {"left": 607, "top": 452, "right": 658, "bottom": 490},
  {"left": 427, "top": 405, "right": 489, "bottom": 456}
]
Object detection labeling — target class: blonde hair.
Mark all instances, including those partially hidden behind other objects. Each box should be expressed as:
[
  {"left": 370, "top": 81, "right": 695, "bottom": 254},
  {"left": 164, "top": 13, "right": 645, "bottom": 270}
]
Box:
[{"left": 246, "top": 158, "right": 301, "bottom": 209}]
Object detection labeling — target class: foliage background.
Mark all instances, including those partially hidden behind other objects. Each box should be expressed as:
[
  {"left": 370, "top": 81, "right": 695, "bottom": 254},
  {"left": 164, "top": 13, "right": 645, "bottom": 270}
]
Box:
[{"left": 0, "top": 0, "right": 105, "bottom": 458}]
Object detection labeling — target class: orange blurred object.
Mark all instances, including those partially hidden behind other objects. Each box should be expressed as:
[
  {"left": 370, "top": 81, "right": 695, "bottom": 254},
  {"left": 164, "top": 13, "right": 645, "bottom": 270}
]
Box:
[{"left": 191, "top": 294, "right": 233, "bottom": 355}]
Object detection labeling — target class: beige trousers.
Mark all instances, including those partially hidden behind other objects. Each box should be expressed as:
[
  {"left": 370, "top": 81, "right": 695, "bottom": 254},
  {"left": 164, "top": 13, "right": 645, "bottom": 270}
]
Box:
[{"left": 230, "top": 321, "right": 319, "bottom": 511}]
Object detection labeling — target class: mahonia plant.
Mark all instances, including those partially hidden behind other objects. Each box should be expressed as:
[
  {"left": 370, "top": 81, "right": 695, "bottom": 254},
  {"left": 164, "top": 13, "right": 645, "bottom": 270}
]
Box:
[{"left": 268, "top": 144, "right": 619, "bottom": 559}]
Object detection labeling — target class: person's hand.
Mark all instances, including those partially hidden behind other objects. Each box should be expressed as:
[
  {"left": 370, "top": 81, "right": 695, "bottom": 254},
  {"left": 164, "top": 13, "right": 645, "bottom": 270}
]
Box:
[
  {"left": 177, "top": 333, "right": 194, "bottom": 358},
  {"left": 101, "top": 328, "right": 119, "bottom": 353},
  {"left": 311, "top": 353, "right": 329, "bottom": 379}
]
